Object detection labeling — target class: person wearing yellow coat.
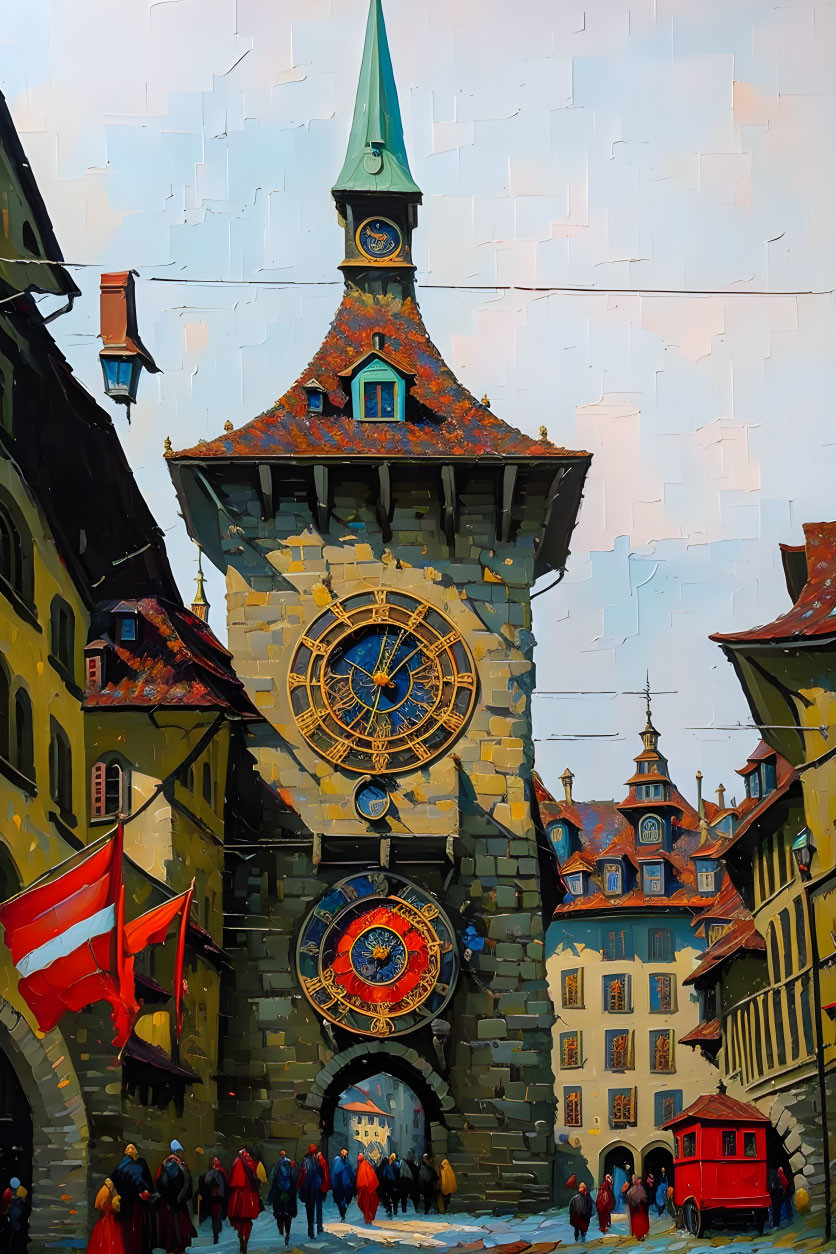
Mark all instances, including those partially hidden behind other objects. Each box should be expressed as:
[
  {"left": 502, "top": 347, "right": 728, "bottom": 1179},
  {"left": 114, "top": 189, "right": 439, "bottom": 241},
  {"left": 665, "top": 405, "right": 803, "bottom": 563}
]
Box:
[{"left": 437, "top": 1160, "right": 457, "bottom": 1214}]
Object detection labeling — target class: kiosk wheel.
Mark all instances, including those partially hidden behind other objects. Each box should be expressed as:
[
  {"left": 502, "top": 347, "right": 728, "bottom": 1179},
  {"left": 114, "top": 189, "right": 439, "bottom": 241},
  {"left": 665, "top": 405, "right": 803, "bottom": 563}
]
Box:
[{"left": 683, "top": 1198, "right": 703, "bottom": 1237}]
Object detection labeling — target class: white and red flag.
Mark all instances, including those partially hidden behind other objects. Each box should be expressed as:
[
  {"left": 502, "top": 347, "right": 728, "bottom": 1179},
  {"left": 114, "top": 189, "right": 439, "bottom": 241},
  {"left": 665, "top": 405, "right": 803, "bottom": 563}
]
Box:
[
  {"left": 0, "top": 823, "right": 136, "bottom": 1045},
  {"left": 0, "top": 824, "right": 196, "bottom": 1049}
]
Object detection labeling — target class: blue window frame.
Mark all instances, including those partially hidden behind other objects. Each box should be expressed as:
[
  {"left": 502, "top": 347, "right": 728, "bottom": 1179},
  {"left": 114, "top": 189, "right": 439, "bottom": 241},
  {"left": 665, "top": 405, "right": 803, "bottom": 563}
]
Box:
[
  {"left": 647, "top": 927, "right": 673, "bottom": 961},
  {"left": 608, "top": 1087, "right": 636, "bottom": 1127},
  {"left": 654, "top": 1090, "right": 683, "bottom": 1127},
  {"left": 351, "top": 357, "right": 406, "bottom": 422},
  {"left": 642, "top": 862, "right": 664, "bottom": 895},
  {"left": 565, "top": 873, "right": 584, "bottom": 896},
  {"left": 602, "top": 926, "right": 633, "bottom": 961},
  {"left": 639, "top": 814, "right": 662, "bottom": 844},
  {"left": 649, "top": 973, "right": 675, "bottom": 1012},
  {"left": 604, "top": 864, "right": 621, "bottom": 894},
  {"left": 605, "top": 1029, "right": 632, "bottom": 1069},
  {"left": 603, "top": 973, "right": 631, "bottom": 1012}
]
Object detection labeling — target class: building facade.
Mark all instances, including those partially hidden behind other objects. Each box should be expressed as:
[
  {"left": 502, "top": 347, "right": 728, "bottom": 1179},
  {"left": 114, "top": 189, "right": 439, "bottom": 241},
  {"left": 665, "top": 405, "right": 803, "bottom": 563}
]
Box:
[
  {"left": 0, "top": 90, "right": 257, "bottom": 1245},
  {"left": 700, "top": 522, "right": 836, "bottom": 1226},
  {"left": 167, "top": 0, "right": 590, "bottom": 1211},
  {"left": 538, "top": 710, "right": 739, "bottom": 1199}
]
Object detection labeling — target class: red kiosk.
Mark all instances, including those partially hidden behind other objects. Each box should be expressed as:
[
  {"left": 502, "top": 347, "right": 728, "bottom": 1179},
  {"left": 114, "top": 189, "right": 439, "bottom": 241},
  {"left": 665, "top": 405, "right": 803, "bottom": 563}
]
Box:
[{"left": 662, "top": 1090, "right": 771, "bottom": 1236}]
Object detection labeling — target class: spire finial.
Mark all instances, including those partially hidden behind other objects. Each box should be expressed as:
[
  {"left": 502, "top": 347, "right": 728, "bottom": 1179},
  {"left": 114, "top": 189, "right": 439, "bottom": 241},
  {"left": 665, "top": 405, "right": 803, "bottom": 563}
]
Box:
[
  {"left": 644, "top": 670, "right": 652, "bottom": 724},
  {"left": 332, "top": 0, "right": 421, "bottom": 197},
  {"left": 191, "top": 545, "right": 210, "bottom": 623}
]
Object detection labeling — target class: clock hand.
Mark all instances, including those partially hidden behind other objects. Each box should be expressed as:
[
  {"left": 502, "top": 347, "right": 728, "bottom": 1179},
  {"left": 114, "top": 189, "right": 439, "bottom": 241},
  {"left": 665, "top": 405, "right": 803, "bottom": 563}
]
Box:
[
  {"left": 347, "top": 661, "right": 377, "bottom": 682},
  {"left": 385, "top": 643, "right": 425, "bottom": 684},
  {"left": 363, "top": 630, "right": 392, "bottom": 733}
]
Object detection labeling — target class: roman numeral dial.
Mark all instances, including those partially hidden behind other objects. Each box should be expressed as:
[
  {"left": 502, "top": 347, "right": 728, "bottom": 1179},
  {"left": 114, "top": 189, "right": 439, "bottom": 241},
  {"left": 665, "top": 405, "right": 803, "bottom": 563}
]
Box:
[{"left": 287, "top": 589, "right": 477, "bottom": 774}]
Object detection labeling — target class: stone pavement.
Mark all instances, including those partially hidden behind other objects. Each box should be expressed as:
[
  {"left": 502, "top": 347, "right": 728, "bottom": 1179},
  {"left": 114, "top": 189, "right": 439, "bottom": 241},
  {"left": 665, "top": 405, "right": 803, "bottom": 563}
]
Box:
[{"left": 190, "top": 1198, "right": 827, "bottom": 1254}]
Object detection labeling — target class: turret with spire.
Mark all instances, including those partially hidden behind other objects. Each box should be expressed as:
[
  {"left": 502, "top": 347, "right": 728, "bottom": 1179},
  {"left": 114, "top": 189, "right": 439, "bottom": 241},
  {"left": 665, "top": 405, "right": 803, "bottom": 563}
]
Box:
[
  {"left": 333, "top": 0, "right": 422, "bottom": 298},
  {"left": 618, "top": 676, "right": 681, "bottom": 852},
  {"left": 190, "top": 546, "right": 210, "bottom": 623}
]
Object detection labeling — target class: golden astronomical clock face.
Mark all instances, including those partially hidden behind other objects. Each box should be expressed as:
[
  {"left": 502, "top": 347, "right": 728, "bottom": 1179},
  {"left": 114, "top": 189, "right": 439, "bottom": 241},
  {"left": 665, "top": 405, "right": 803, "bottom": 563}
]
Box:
[
  {"left": 287, "top": 589, "right": 477, "bottom": 775},
  {"left": 356, "top": 216, "right": 402, "bottom": 260},
  {"left": 297, "top": 873, "right": 459, "bottom": 1038}
]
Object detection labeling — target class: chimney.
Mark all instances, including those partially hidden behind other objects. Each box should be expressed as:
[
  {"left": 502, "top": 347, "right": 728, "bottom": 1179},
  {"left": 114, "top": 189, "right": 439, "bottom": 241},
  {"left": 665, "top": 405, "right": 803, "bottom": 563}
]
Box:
[
  {"left": 561, "top": 768, "right": 574, "bottom": 804},
  {"left": 716, "top": 783, "right": 726, "bottom": 810},
  {"left": 696, "top": 771, "right": 704, "bottom": 818},
  {"left": 372, "top": 330, "right": 386, "bottom": 351}
]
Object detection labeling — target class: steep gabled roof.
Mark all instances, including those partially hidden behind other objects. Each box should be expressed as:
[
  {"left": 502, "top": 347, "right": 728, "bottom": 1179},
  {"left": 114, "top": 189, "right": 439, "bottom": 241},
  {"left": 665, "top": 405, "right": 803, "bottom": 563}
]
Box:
[
  {"left": 85, "top": 598, "right": 259, "bottom": 718},
  {"left": 683, "top": 918, "right": 766, "bottom": 985},
  {"left": 169, "top": 290, "right": 588, "bottom": 464},
  {"left": 678, "top": 1019, "right": 722, "bottom": 1047},
  {"left": 662, "top": 1092, "right": 768, "bottom": 1128},
  {"left": 712, "top": 521, "right": 836, "bottom": 646}
]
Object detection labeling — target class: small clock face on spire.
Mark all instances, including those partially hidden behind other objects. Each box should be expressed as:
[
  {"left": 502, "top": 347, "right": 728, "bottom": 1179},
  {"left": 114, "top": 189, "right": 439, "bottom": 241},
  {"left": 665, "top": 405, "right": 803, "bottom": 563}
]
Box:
[{"left": 356, "top": 216, "right": 403, "bottom": 261}]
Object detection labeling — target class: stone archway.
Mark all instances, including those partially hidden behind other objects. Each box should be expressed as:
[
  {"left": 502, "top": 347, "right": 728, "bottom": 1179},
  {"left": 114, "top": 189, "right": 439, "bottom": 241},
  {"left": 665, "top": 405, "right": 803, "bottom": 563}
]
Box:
[
  {"left": 0, "top": 998, "right": 90, "bottom": 1245},
  {"left": 765, "top": 1095, "right": 814, "bottom": 1200},
  {"left": 306, "top": 1041, "right": 454, "bottom": 1163}
]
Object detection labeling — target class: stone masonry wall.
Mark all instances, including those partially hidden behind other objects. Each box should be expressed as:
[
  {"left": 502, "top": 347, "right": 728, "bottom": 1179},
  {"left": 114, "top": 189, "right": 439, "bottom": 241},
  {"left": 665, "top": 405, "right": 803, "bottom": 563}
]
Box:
[{"left": 214, "top": 463, "right": 561, "bottom": 1209}]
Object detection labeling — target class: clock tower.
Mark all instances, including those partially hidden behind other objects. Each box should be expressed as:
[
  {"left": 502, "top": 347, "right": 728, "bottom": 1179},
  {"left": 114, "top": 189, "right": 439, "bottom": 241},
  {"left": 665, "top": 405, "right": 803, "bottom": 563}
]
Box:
[{"left": 168, "top": 0, "right": 590, "bottom": 1211}]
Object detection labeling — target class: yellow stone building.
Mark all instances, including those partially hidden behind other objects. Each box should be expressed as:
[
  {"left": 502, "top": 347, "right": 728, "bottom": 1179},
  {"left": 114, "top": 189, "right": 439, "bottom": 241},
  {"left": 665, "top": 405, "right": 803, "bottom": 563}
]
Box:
[
  {"left": 707, "top": 522, "right": 836, "bottom": 1228},
  {"left": 537, "top": 710, "right": 742, "bottom": 1199},
  {"left": 0, "top": 89, "right": 258, "bottom": 1244}
]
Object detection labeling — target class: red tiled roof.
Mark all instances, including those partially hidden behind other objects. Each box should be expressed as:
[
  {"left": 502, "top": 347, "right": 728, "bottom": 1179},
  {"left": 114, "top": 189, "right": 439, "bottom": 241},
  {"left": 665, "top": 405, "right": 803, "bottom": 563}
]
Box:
[
  {"left": 553, "top": 884, "right": 719, "bottom": 917},
  {"left": 341, "top": 1099, "right": 390, "bottom": 1118},
  {"left": 691, "top": 875, "right": 748, "bottom": 933},
  {"left": 560, "top": 850, "right": 596, "bottom": 874},
  {"left": 716, "top": 751, "right": 797, "bottom": 857},
  {"left": 712, "top": 521, "right": 836, "bottom": 646},
  {"left": 596, "top": 833, "right": 640, "bottom": 865},
  {"left": 683, "top": 919, "right": 766, "bottom": 984},
  {"left": 678, "top": 1019, "right": 722, "bottom": 1046},
  {"left": 661, "top": 1092, "right": 769, "bottom": 1128},
  {"left": 169, "top": 289, "right": 589, "bottom": 464},
  {"left": 85, "top": 598, "right": 259, "bottom": 718}
]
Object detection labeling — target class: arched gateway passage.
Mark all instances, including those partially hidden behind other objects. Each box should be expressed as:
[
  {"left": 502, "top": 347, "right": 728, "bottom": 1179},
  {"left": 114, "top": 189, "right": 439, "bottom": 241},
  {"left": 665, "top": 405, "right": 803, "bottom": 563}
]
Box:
[
  {"left": 0, "top": 999, "right": 89, "bottom": 1244},
  {"left": 306, "top": 1042, "right": 453, "bottom": 1164}
]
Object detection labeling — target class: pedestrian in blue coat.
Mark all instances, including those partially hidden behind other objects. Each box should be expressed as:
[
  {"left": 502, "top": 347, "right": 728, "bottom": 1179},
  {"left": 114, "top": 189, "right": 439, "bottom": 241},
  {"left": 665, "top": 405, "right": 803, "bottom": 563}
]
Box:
[{"left": 330, "top": 1149, "right": 355, "bottom": 1223}]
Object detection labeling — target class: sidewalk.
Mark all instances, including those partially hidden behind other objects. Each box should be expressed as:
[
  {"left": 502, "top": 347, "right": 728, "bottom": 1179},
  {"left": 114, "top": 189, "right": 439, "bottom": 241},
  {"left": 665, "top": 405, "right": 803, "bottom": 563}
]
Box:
[{"left": 190, "top": 1198, "right": 825, "bottom": 1254}]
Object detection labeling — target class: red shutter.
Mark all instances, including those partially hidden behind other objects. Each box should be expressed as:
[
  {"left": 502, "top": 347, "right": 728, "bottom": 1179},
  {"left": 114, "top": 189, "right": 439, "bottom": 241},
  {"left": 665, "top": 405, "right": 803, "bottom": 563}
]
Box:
[
  {"left": 86, "top": 655, "right": 101, "bottom": 688},
  {"left": 91, "top": 761, "right": 106, "bottom": 817}
]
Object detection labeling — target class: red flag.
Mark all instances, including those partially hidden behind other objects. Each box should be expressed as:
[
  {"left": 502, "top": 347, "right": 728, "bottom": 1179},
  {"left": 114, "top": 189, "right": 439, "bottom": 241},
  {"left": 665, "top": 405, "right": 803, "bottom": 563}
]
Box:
[
  {"left": 116, "top": 889, "right": 196, "bottom": 1047},
  {"left": 174, "top": 879, "right": 195, "bottom": 1041},
  {"left": 0, "top": 825, "right": 135, "bottom": 1045}
]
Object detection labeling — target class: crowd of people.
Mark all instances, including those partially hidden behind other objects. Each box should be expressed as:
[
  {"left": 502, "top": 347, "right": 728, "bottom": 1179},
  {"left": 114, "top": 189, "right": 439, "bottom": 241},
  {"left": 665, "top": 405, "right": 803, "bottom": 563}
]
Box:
[
  {"left": 568, "top": 1165, "right": 675, "bottom": 1243},
  {"left": 568, "top": 1159, "right": 795, "bottom": 1244},
  {"left": 86, "top": 1141, "right": 457, "bottom": 1254}
]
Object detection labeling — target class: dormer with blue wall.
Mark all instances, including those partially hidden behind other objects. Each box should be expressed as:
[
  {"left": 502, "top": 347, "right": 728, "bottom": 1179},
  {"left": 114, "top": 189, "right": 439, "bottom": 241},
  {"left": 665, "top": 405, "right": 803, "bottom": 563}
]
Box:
[
  {"left": 339, "top": 335, "right": 414, "bottom": 422},
  {"left": 736, "top": 742, "right": 778, "bottom": 804}
]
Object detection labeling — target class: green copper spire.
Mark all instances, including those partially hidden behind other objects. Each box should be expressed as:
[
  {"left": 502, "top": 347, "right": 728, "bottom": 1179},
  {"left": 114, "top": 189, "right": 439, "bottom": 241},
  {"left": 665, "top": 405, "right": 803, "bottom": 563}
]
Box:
[{"left": 333, "top": 0, "right": 421, "bottom": 197}]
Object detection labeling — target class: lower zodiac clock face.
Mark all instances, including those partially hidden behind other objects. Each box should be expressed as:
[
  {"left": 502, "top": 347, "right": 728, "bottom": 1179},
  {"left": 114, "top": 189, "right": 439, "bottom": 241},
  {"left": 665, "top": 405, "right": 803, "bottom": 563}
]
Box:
[
  {"left": 296, "top": 873, "right": 459, "bottom": 1037},
  {"left": 288, "top": 589, "right": 477, "bottom": 774}
]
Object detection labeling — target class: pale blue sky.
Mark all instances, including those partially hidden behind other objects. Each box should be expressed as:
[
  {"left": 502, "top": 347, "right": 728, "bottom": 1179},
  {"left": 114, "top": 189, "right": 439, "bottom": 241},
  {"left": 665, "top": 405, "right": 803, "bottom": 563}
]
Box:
[{"left": 4, "top": 0, "right": 835, "bottom": 802}]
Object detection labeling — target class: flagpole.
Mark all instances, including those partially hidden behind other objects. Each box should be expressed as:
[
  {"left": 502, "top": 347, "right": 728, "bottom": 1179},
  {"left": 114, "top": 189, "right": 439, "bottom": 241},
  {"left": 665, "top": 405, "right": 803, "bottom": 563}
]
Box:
[{"left": 174, "top": 878, "right": 196, "bottom": 1042}]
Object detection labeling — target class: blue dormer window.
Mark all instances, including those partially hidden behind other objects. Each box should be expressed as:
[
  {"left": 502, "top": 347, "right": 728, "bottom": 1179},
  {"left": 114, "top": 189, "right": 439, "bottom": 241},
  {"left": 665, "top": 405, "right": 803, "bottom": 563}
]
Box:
[
  {"left": 565, "top": 873, "right": 584, "bottom": 896},
  {"left": 762, "top": 760, "right": 776, "bottom": 793},
  {"left": 747, "top": 771, "right": 761, "bottom": 800},
  {"left": 643, "top": 862, "right": 664, "bottom": 895},
  {"left": 548, "top": 821, "right": 571, "bottom": 863},
  {"left": 604, "top": 864, "right": 622, "bottom": 894},
  {"left": 117, "top": 614, "right": 137, "bottom": 643},
  {"left": 351, "top": 357, "right": 406, "bottom": 422},
  {"left": 639, "top": 814, "right": 663, "bottom": 844}
]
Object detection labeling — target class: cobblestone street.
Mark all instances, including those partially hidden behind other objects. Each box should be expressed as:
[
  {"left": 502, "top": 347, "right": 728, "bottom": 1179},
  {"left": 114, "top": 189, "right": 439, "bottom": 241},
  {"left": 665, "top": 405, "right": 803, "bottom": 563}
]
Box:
[{"left": 190, "top": 1199, "right": 825, "bottom": 1254}]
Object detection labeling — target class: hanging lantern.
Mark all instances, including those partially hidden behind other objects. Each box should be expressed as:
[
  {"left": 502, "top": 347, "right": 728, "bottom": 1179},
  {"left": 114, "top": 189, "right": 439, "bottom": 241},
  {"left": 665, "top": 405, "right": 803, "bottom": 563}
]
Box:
[{"left": 99, "top": 271, "right": 160, "bottom": 418}]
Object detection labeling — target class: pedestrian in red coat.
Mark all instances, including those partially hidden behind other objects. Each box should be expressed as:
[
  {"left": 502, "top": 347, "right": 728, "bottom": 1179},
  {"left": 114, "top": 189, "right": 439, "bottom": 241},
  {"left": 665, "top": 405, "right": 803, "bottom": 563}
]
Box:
[
  {"left": 626, "top": 1175, "right": 650, "bottom": 1242},
  {"left": 356, "top": 1154, "right": 379, "bottom": 1225},
  {"left": 596, "top": 1174, "right": 615, "bottom": 1233},
  {"left": 227, "top": 1149, "right": 266, "bottom": 1254}
]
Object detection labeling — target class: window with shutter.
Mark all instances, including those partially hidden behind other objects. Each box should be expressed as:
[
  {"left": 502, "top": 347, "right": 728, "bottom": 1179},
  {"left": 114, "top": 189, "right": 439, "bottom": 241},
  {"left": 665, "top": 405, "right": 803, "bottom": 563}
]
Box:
[
  {"left": 91, "top": 761, "right": 106, "bottom": 816},
  {"left": 560, "top": 1031, "right": 582, "bottom": 1068},
  {"left": 650, "top": 1029, "right": 674, "bottom": 1072},
  {"left": 564, "top": 1088, "right": 582, "bottom": 1127},
  {"left": 649, "top": 973, "right": 674, "bottom": 1012},
  {"left": 606, "top": 1029, "right": 632, "bottom": 1070},
  {"left": 609, "top": 1088, "right": 636, "bottom": 1127},
  {"left": 562, "top": 969, "right": 582, "bottom": 1008},
  {"left": 86, "top": 655, "right": 102, "bottom": 688}
]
